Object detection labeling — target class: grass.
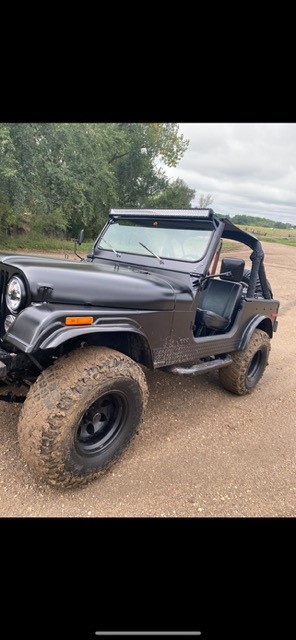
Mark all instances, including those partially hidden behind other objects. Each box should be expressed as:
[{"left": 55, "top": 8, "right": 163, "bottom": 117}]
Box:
[
  {"left": 237, "top": 225, "right": 296, "bottom": 246},
  {"left": 0, "top": 234, "right": 94, "bottom": 253},
  {"left": 221, "top": 240, "right": 242, "bottom": 253},
  {"left": 221, "top": 227, "right": 296, "bottom": 252}
]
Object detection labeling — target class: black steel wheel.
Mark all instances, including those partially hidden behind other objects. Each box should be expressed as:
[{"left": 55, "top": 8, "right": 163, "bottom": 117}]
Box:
[
  {"left": 76, "top": 391, "right": 128, "bottom": 456},
  {"left": 246, "top": 350, "right": 264, "bottom": 386}
]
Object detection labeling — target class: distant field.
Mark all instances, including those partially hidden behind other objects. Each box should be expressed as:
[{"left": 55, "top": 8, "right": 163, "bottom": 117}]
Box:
[
  {"left": 220, "top": 226, "right": 296, "bottom": 253},
  {"left": 237, "top": 225, "right": 296, "bottom": 246}
]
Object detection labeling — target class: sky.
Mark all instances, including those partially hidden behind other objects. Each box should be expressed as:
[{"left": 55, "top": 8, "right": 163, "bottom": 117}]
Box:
[{"left": 163, "top": 124, "right": 296, "bottom": 225}]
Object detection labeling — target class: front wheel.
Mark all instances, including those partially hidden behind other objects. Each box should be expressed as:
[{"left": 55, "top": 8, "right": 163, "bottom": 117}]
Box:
[
  {"left": 18, "top": 347, "right": 148, "bottom": 487},
  {"left": 219, "top": 329, "right": 271, "bottom": 395}
]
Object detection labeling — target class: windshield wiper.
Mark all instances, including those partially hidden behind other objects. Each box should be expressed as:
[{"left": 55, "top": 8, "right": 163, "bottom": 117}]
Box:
[
  {"left": 101, "top": 238, "right": 121, "bottom": 258},
  {"left": 139, "top": 242, "right": 164, "bottom": 264}
]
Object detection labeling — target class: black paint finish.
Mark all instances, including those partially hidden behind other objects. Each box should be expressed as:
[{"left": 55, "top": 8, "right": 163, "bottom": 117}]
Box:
[{"left": 0, "top": 210, "right": 280, "bottom": 380}]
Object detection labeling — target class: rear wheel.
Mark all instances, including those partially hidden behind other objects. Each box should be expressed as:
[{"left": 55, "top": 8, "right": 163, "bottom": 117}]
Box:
[
  {"left": 18, "top": 346, "right": 148, "bottom": 487},
  {"left": 219, "top": 329, "right": 271, "bottom": 395}
]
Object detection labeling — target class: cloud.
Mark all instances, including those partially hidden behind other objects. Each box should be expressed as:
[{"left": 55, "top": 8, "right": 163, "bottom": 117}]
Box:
[{"left": 162, "top": 124, "right": 296, "bottom": 224}]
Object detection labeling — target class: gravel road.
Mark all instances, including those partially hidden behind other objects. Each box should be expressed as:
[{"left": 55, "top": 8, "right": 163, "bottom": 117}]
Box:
[{"left": 0, "top": 242, "right": 295, "bottom": 517}]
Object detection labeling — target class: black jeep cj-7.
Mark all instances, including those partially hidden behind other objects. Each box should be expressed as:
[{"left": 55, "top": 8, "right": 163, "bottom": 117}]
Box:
[{"left": 0, "top": 208, "right": 279, "bottom": 487}]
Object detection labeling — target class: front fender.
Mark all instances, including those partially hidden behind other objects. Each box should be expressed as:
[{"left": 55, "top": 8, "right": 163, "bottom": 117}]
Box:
[
  {"left": 4, "top": 304, "right": 151, "bottom": 355},
  {"left": 239, "top": 315, "right": 273, "bottom": 350}
]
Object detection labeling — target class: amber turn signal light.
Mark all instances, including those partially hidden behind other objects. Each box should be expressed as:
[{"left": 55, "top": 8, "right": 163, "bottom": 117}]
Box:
[{"left": 65, "top": 316, "right": 94, "bottom": 325}]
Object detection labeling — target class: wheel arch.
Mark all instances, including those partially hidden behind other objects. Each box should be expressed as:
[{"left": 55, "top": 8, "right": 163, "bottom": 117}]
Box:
[
  {"left": 40, "top": 327, "right": 154, "bottom": 369},
  {"left": 239, "top": 315, "right": 273, "bottom": 350}
]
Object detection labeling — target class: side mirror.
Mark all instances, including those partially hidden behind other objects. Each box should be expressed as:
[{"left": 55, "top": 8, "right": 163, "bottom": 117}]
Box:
[
  {"left": 76, "top": 229, "right": 84, "bottom": 245},
  {"left": 220, "top": 257, "right": 245, "bottom": 282},
  {"left": 74, "top": 229, "right": 85, "bottom": 261}
]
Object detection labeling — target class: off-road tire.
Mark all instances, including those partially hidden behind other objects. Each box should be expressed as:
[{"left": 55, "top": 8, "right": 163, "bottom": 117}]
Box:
[
  {"left": 219, "top": 329, "right": 271, "bottom": 395},
  {"left": 18, "top": 346, "right": 148, "bottom": 488}
]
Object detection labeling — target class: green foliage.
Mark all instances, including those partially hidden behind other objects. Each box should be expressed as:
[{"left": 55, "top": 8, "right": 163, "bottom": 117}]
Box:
[
  {"left": 0, "top": 123, "right": 189, "bottom": 240},
  {"left": 30, "top": 208, "right": 68, "bottom": 236},
  {"left": 0, "top": 231, "right": 94, "bottom": 252},
  {"left": 147, "top": 178, "right": 195, "bottom": 208},
  {"left": 0, "top": 124, "right": 19, "bottom": 230},
  {"left": 0, "top": 125, "right": 17, "bottom": 179}
]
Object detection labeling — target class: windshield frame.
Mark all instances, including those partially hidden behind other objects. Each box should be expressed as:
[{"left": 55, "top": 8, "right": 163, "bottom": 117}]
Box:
[{"left": 91, "top": 216, "right": 218, "bottom": 274}]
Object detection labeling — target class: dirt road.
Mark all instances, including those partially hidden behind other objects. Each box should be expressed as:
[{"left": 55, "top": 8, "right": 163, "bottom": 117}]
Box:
[{"left": 0, "top": 243, "right": 295, "bottom": 517}]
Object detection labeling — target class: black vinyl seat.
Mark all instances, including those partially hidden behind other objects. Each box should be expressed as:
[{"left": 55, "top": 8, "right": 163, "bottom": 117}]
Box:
[{"left": 195, "top": 279, "right": 243, "bottom": 335}]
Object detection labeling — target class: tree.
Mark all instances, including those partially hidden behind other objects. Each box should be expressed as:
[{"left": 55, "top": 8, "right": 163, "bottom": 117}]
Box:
[
  {"left": 0, "top": 124, "right": 19, "bottom": 232},
  {"left": 147, "top": 178, "right": 195, "bottom": 209},
  {"left": 1, "top": 123, "right": 126, "bottom": 237},
  {"left": 110, "top": 123, "right": 189, "bottom": 209},
  {"left": 0, "top": 123, "right": 190, "bottom": 239},
  {"left": 198, "top": 193, "right": 214, "bottom": 208}
]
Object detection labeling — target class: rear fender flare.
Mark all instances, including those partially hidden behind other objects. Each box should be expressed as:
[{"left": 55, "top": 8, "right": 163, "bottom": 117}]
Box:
[{"left": 239, "top": 315, "right": 273, "bottom": 350}]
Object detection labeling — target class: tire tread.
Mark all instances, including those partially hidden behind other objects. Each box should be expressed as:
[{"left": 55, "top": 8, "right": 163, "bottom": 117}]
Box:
[
  {"left": 18, "top": 347, "right": 148, "bottom": 488},
  {"left": 219, "top": 329, "right": 270, "bottom": 395}
]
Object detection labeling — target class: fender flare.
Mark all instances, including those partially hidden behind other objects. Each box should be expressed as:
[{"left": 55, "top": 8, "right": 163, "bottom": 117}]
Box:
[
  {"left": 39, "top": 321, "right": 154, "bottom": 369},
  {"left": 239, "top": 315, "right": 273, "bottom": 350},
  {"left": 6, "top": 305, "right": 154, "bottom": 367}
]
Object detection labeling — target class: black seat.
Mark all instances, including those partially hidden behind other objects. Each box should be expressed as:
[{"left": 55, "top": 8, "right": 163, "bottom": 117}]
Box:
[{"left": 195, "top": 279, "right": 243, "bottom": 334}]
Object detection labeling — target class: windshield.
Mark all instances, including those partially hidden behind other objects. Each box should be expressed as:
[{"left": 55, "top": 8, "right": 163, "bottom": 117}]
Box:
[{"left": 96, "top": 218, "right": 213, "bottom": 263}]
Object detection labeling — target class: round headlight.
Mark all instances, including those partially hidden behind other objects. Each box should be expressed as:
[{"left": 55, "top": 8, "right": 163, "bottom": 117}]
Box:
[{"left": 6, "top": 276, "right": 26, "bottom": 313}]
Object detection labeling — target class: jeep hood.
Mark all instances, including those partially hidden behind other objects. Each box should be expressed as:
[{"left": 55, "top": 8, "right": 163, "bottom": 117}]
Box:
[{"left": 0, "top": 254, "right": 193, "bottom": 310}]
